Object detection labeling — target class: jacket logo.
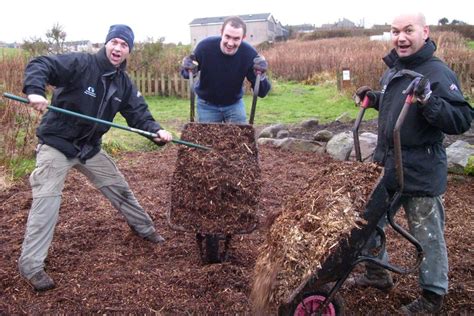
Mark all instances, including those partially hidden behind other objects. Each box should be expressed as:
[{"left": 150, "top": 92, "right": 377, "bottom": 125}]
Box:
[
  {"left": 381, "top": 84, "right": 387, "bottom": 94},
  {"left": 449, "top": 83, "right": 458, "bottom": 91},
  {"left": 84, "top": 87, "right": 96, "bottom": 98}
]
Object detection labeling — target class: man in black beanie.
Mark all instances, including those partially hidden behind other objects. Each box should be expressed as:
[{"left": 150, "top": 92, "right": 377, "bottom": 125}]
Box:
[{"left": 18, "top": 24, "right": 172, "bottom": 292}]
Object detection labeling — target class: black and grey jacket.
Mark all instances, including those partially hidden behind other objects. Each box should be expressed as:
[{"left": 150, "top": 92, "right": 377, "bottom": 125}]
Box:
[
  {"left": 371, "top": 39, "right": 472, "bottom": 196},
  {"left": 23, "top": 47, "right": 161, "bottom": 161}
]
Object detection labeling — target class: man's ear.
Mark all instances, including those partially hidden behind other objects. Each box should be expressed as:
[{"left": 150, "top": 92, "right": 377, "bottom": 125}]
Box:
[
  {"left": 242, "top": 35, "right": 247, "bottom": 41},
  {"left": 423, "top": 25, "right": 430, "bottom": 40}
]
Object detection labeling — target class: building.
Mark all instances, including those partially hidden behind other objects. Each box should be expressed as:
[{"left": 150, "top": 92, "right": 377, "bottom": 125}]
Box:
[
  {"left": 64, "top": 40, "right": 93, "bottom": 52},
  {"left": 189, "top": 13, "right": 288, "bottom": 47},
  {"left": 321, "top": 18, "right": 357, "bottom": 29},
  {"left": 370, "top": 32, "right": 391, "bottom": 41}
]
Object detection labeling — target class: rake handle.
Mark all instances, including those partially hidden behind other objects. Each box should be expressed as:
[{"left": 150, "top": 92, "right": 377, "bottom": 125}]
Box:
[{"left": 2, "top": 93, "right": 210, "bottom": 151}]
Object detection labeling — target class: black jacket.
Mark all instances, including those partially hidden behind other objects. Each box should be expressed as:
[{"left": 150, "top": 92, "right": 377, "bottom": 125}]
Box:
[
  {"left": 23, "top": 47, "right": 161, "bottom": 161},
  {"left": 372, "top": 40, "right": 472, "bottom": 196}
]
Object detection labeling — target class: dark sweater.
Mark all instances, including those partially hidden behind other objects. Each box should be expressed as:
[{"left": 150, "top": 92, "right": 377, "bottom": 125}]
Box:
[{"left": 182, "top": 36, "right": 271, "bottom": 105}]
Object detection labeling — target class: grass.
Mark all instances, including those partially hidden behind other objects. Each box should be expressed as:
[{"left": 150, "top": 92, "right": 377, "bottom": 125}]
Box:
[
  {"left": 5, "top": 81, "right": 374, "bottom": 178},
  {"left": 0, "top": 47, "right": 25, "bottom": 59},
  {"left": 103, "top": 80, "right": 375, "bottom": 151},
  {"left": 467, "top": 41, "right": 474, "bottom": 50}
]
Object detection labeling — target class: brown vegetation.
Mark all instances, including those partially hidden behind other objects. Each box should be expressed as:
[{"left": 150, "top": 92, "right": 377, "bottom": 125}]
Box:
[{"left": 262, "top": 32, "right": 474, "bottom": 94}]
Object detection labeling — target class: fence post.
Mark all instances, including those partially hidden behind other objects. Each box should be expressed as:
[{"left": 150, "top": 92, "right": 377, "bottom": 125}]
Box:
[
  {"left": 154, "top": 72, "right": 159, "bottom": 96},
  {"left": 147, "top": 71, "right": 152, "bottom": 96},
  {"left": 166, "top": 75, "right": 171, "bottom": 97},
  {"left": 161, "top": 73, "right": 165, "bottom": 96}
]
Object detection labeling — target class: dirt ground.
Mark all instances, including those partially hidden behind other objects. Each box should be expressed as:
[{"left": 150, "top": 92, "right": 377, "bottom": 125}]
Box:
[{"left": 0, "top": 121, "right": 473, "bottom": 314}]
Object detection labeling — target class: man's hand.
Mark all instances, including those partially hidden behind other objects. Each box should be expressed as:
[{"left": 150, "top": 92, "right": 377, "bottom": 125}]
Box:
[
  {"left": 182, "top": 54, "right": 198, "bottom": 75},
  {"left": 253, "top": 55, "right": 268, "bottom": 75},
  {"left": 27, "top": 94, "right": 48, "bottom": 113},
  {"left": 353, "top": 86, "right": 376, "bottom": 108},
  {"left": 404, "top": 77, "right": 432, "bottom": 105},
  {"left": 152, "top": 129, "right": 172, "bottom": 146}
]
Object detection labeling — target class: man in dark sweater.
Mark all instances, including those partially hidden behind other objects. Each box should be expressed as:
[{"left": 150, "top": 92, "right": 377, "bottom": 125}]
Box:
[
  {"left": 181, "top": 16, "right": 271, "bottom": 123},
  {"left": 351, "top": 12, "right": 472, "bottom": 314}
]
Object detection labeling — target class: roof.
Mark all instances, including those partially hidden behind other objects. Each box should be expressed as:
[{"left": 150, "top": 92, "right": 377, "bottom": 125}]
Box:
[{"left": 190, "top": 13, "right": 272, "bottom": 26}]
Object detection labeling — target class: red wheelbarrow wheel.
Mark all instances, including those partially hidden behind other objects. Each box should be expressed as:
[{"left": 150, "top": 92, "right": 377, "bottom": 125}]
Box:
[{"left": 290, "top": 285, "right": 345, "bottom": 316}]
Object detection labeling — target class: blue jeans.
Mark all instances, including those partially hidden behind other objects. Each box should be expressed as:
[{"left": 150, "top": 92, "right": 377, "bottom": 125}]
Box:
[
  {"left": 366, "top": 195, "right": 448, "bottom": 295},
  {"left": 196, "top": 97, "right": 247, "bottom": 124}
]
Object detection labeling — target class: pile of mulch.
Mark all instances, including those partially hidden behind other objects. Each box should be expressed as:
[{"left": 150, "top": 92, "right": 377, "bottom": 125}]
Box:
[
  {"left": 169, "top": 123, "right": 261, "bottom": 234},
  {"left": 251, "top": 160, "right": 382, "bottom": 314},
  {"left": 0, "top": 145, "right": 472, "bottom": 314}
]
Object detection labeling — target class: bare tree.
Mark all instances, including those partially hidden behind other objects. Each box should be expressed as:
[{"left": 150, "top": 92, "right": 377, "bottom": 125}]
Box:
[
  {"left": 46, "top": 23, "right": 67, "bottom": 54},
  {"left": 438, "top": 18, "right": 449, "bottom": 26}
]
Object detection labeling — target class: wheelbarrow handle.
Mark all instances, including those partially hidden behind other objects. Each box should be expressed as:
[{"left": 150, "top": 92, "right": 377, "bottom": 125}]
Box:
[
  {"left": 352, "top": 95, "right": 371, "bottom": 162},
  {"left": 189, "top": 70, "right": 195, "bottom": 123},
  {"left": 2, "top": 92, "right": 210, "bottom": 151},
  {"left": 249, "top": 72, "right": 261, "bottom": 125}
]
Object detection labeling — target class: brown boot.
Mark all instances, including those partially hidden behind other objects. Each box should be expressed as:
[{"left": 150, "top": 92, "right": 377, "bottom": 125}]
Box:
[
  {"left": 24, "top": 270, "right": 55, "bottom": 291},
  {"left": 400, "top": 290, "right": 443, "bottom": 314},
  {"left": 346, "top": 263, "right": 394, "bottom": 292}
]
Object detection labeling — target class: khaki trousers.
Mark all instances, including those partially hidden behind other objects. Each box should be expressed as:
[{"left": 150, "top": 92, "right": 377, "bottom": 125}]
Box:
[{"left": 19, "top": 144, "right": 156, "bottom": 278}]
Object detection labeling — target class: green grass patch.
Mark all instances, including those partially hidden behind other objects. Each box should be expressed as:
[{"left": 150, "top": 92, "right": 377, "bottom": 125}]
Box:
[
  {"left": 7, "top": 81, "right": 377, "bottom": 177},
  {"left": 7, "top": 157, "right": 36, "bottom": 179},
  {"left": 103, "top": 80, "right": 376, "bottom": 150},
  {"left": 246, "top": 81, "right": 377, "bottom": 124},
  {"left": 0, "top": 47, "right": 25, "bottom": 59},
  {"left": 467, "top": 41, "right": 474, "bottom": 50}
]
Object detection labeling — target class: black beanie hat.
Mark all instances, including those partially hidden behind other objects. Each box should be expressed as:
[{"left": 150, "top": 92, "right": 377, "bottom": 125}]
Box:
[{"left": 105, "top": 24, "right": 134, "bottom": 51}]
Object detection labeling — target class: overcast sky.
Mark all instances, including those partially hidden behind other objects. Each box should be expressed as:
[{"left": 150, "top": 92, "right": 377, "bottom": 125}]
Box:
[{"left": 2, "top": 0, "right": 473, "bottom": 44}]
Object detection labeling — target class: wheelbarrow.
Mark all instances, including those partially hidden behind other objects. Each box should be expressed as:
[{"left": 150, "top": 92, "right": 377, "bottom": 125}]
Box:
[
  {"left": 277, "top": 93, "right": 424, "bottom": 315},
  {"left": 166, "top": 71, "right": 263, "bottom": 264}
]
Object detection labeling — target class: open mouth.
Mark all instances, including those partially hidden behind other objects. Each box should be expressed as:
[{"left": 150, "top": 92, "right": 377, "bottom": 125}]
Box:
[
  {"left": 398, "top": 44, "right": 410, "bottom": 51},
  {"left": 110, "top": 52, "right": 122, "bottom": 63}
]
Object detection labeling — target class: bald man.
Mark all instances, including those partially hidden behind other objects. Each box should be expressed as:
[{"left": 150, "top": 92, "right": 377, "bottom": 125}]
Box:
[{"left": 351, "top": 12, "right": 472, "bottom": 314}]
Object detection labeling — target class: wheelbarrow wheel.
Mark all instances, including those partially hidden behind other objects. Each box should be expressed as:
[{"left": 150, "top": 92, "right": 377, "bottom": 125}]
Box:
[
  {"left": 196, "top": 234, "right": 232, "bottom": 264},
  {"left": 205, "top": 234, "right": 220, "bottom": 264},
  {"left": 289, "top": 285, "right": 345, "bottom": 316}
]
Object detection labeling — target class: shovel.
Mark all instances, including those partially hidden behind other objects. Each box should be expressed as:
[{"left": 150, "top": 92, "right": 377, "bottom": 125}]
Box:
[{"left": 2, "top": 92, "right": 211, "bottom": 151}]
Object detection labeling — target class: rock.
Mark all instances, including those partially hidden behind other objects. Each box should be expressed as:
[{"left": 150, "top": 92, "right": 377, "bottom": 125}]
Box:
[
  {"left": 349, "top": 132, "right": 378, "bottom": 162},
  {"left": 258, "top": 124, "right": 287, "bottom": 139},
  {"left": 326, "top": 132, "right": 353, "bottom": 161},
  {"left": 276, "top": 130, "right": 290, "bottom": 139},
  {"left": 299, "top": 118, "right": 319, "bottom": 129},
  {"left": 313, "top": 130, "right": 333, "bottom": 142},
  {"left": 258, "top": 137, "right": 325, "bottom": 153},
  {"left": 446, "top": 140, "right": 474, "bottom": 174}
]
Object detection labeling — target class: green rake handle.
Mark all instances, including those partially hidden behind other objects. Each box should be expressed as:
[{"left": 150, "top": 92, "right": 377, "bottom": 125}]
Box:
[{"left": 3, "top": 93, "right": 210, "bottom": 151}]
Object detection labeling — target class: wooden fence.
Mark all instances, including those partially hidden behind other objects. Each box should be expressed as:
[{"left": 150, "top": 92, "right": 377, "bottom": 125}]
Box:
[{"left": 129, "top": 71, "right": 190, "bottom": 98}]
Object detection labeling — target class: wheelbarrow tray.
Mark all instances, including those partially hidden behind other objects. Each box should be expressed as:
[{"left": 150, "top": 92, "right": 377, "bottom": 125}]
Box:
[
  {"left": 280, "top": 177, "right": 390, "bottom": 306},
  {"left": 167, "top": 122, "right": 261, "bottom": 235}
]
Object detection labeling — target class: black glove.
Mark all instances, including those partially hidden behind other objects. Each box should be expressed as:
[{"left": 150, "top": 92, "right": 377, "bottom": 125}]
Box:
[
  {"left": 253, "top": 55, "right": 268, "bottom": 75},
  {"left": 403, "top": 77, "right": 432, "bottom": 105},
  {"left": 353, "top": 86, "right": 376, "bottom": 108},
  {"left": 182, "top": 54, "right": 198, "bottom": 75}
]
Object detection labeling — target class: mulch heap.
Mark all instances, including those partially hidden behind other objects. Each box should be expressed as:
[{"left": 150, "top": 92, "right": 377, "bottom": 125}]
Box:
[
  {"left": 169, "top": 123, "right": 261, "bottom": 235},
  {"left": 251, "top": 160, "right": 382, "bottom": 314}
]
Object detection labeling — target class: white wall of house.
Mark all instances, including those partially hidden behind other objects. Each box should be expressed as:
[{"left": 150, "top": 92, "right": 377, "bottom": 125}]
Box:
[{"left": 190, "top": 18, "right": 282, "bottom": 48}]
